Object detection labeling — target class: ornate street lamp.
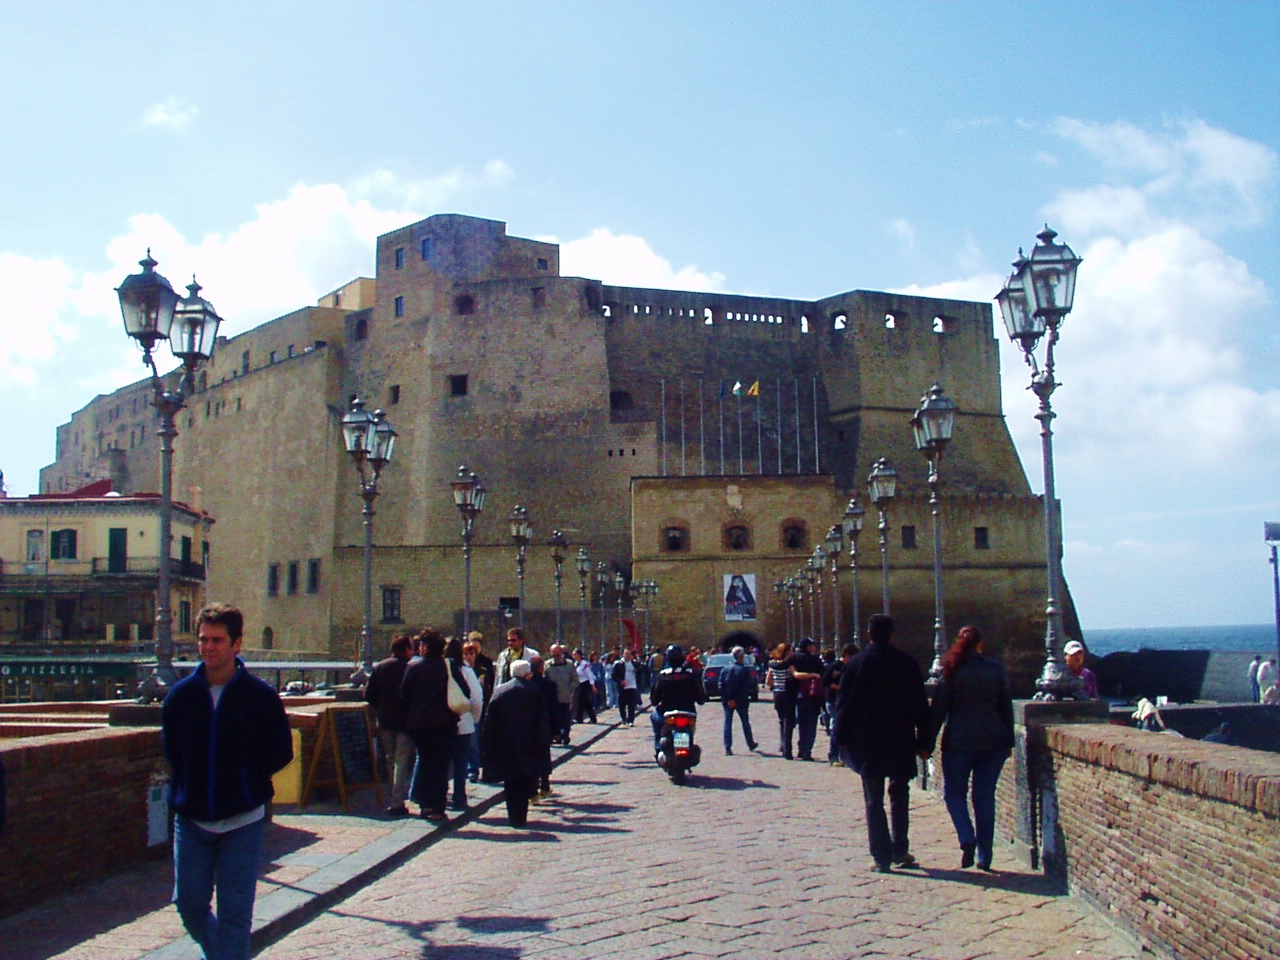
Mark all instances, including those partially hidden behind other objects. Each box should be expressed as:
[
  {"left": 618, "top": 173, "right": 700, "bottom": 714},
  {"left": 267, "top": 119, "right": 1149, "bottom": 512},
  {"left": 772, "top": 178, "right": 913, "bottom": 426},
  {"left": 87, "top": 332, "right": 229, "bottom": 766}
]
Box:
[
  {"left": 995, "top": 225, "right": 1082, "bottom": 700},
  {"left": 342, "top": 400, "right": 397, "bottom": 681},
  {"left": 575, "top": 547, "right": 591, "bottom": 650},
  {"left": 912, "top": 383, "right": 957, "bottom": 680},
  {"left": 825, "top": 525, "right": 843, "bottom": 650},
  {"left": 810, "top": 544, "right": 827, "bottom": 646},
  {"left": 614, "top": 569, "right": 628, "bottom": 650},
  {"left": 549, "top": 529, "right": 568, "bottom": 645},
  {"left": 1266, "top": 523, "right": 1280, "bottom": 671},
  {"left": 595, "top": 561, "right": 611, "bottom": 651},
  {"left": 508, "top": 504, "right": 533, "bottom": 629},
  {"left": 803, "top": 563, "right": 818, "bottom": 640},
  {"left": 774, "top": 579, "right": 790, "bottom": 646},
  {"left": 636, "top": 579, "right": 659, "bottom": 650},
  {"left": 867, "top": 457, "right": 898, "bottom": 615},
  {"left": 451, "top": 466, "right": 485, "bottom": 637},
  {"left": 117, "top": 253, "right": 221, "bottom": 701},
  {"left": 842, "top": 497, "right": 865, "bottom": 645}
]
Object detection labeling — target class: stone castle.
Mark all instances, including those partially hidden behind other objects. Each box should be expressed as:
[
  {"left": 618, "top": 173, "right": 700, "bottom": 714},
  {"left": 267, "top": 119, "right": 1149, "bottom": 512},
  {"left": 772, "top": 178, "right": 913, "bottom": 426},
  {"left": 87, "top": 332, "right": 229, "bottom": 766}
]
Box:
[{"left": 38, "top": 213, "right": 1077, "bottom": 693}]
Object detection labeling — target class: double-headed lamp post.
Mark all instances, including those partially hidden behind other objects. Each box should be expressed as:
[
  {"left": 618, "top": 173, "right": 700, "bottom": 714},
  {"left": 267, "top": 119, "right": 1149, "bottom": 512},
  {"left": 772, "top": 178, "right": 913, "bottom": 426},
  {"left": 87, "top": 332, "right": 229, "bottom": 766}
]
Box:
[
  {"left": 116, "top": 252, "right": 222, "bottom": 701},
  {"left": 811, "top": 544, "right": 827, "bottom": 645},
  {"left": 614, "top": 570, "right": 627, "bottom": 648},
  {"left": 342, "top": 400, "right": 397, "bottom": 681},
  {"left": 1266, "top": 523, "right": 1280, "bottom": 670},
  {"left": 912, "top": 383, "right": 957, "bottom": 680},
  {"left": 595, "top": 561, "right": 611, "bottom": 650},
  {"left": 575, "top": 547, "right": 591, "bottom": 650},
  {"left": 549, "top": 530, "right": 568, "bottom": 645},
  {"left": 508, "top": 505, "right": 533, "bottom": 629},
  {"left": 995, "top": 225, "right": 1082, "bottom": 700},
  {"left": 451, "top": 467, "right": 486, "bottom": 638},
  {"left": 843, "top": 497, "right": 865, "bottom": 645},
  {"left": 803, "top": 563, "right": 818, "bottom": 639},
  {"left": 825, "top": 525, "right": 843, "bottom": 650},
  {"left": 868, "top": 457, "right": 898, "bottom": 615},
  {"left": 774, "top": 579, "right": 790, "bottom": 646}
]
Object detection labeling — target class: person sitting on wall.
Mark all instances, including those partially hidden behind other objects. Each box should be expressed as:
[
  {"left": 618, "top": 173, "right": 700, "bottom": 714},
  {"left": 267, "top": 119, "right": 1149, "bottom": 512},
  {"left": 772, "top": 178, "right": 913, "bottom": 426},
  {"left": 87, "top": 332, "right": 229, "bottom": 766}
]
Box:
[{"left": 1063, "top": 640, "right": 1099, "bottom": 699}]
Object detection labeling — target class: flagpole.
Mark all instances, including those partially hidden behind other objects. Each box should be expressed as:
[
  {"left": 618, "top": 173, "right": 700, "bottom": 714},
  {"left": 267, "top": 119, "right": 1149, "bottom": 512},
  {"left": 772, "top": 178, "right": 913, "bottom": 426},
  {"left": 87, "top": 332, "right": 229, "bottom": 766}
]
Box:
[
  {"left": 661, "top": 379, "right": 667, "bottom": 477},
  {"left": 776, "top": 377, "right": 782, "bottom": 475},
  {"left": 736, "top": 390, "right": 744, "bottom": 474},
  {"left": 679, "top": 381, "right": 686, "bottom": 477},
  {"left": 756, "top": 388, "right": 763, "bottom": 475},
  {"left": 794, "top": 377, "right": 801, "bottom": 473},
  {"left": 812, "top": 375, "right": 820, "bottom": 473},
  {"left": 718, "top": 381, "right": 725, "bottom": 474},
  {"left": 699, "top": 380, "right": 706, "bottom": 476}
]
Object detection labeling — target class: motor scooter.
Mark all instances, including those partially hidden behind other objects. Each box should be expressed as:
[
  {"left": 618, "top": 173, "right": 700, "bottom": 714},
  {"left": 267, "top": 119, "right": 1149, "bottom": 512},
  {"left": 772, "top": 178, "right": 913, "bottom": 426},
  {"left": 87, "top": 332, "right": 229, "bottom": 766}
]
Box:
[{"left": 655, "top": 709, "right": 701, "bottom": 784}]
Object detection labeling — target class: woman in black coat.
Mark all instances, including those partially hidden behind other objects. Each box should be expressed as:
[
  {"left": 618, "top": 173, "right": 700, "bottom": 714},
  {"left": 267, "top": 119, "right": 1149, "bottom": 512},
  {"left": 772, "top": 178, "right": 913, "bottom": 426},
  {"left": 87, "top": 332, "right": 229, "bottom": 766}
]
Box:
[
  {"left": 400, "top": 628, "right": 467, "bottom": 821},
  {"left": 930, "top": 625, "right": 1015, "bottom": 871}
]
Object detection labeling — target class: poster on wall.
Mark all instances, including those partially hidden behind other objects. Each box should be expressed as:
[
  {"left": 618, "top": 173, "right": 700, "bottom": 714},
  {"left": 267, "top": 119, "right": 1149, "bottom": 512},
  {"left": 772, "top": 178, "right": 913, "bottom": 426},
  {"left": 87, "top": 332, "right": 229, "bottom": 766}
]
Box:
[{"left": 723, "top": 573, "right": 757, "bottom": 621}]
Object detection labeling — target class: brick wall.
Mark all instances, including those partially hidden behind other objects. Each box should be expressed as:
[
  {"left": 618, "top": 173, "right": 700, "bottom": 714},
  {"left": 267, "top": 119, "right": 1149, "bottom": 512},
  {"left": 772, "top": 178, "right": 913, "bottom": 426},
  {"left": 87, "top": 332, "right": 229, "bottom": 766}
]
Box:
[
  {"left": 0, "top": 727, "right": 169, "bottom": 917},
  {"left": 995, "top": 718, "right": 1280, "bottom": 960}
]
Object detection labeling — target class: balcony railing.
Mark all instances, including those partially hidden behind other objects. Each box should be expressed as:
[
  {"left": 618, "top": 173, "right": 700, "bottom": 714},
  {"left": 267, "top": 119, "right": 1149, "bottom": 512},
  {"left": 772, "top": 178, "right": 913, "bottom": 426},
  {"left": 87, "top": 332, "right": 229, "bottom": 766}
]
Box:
[{"left": 0, "top": 557, "right": 205, "bottom": 581}]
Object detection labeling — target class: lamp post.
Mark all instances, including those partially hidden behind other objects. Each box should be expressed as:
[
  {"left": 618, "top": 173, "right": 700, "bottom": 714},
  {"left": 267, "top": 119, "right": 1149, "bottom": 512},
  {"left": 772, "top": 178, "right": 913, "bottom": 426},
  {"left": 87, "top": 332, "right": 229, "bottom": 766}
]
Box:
[
  {"left": 912, "top": 383, "right": 957, "bottom": 680},
  {"left": 575, "top": 547, "right": 591, "bottom": 651},
  {"left": 636, "top": 579, "right": 659, "bottom": 650},
  {"left": 792, "top": 574, "right": 807, "bottom": 641},
  {"left": 811, "top": 544, "right": 827, "bottom": 645},
  {"left": 451, "top": 466, "right": 485, "bottom": 638},
  {"left": 774, "top": 580, "right": 790, "bottom": 645},
  {"left": 843, "top": 497, "right": 865, "bottom": 645},
  {"left": 803, "top": 564, "right": 818, "bottom": 640},
  {"left": 116, "top": 253, "right": 221, "bottom": 701},
  {"left": 595, "top": 561, "right": 611, "bottom": 651},
  {"left": 868, "top": 457, "right": 898, "bottom": 615},
  {"left": 508, "top": 505, "right": 533, "bottom": 630},
  {"left": 826, "top": 525, "right": 843, "bottom": 650},
  {"left": 614, "top": 570, "right": 627, "bottom": 649},
  {"left": 549, "top": 529, "right": 568, "bottom": 645},
  {"left": 342, "top": 400, "right": 397, "bottom": 681},
  {"left": 1265, "top": 523, "right": 1280, "bottom": 671},
  {"left": 996, "top": 225, "right": 1082, "bottom": 700}
]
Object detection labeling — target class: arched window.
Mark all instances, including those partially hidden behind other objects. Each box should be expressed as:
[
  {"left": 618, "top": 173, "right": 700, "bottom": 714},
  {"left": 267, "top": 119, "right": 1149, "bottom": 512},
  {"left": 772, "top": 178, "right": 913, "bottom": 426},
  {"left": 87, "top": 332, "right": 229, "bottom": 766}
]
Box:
[
  {"left": 724, "top": 525, "right": 752, "bottom": 551},
  {"left": 781, "top": 520, "right": 807, "bottom": 550},
  {"left": 662, "top": 524, "right": 690, "bottom": 553},
  {"left": 353, "top": 317, "right": 369, "bottom": 341},
  {"left": 454, "top": 294, "right": 476, "bottom": 315}
]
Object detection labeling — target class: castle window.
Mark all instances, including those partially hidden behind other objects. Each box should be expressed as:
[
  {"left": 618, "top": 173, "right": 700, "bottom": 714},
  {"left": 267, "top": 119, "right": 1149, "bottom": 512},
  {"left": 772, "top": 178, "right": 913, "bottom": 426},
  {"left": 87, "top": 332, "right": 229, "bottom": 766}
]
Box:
[
  {"left": 834, "top": 313, "right": 848, "bottom": 330},
  {"left": 610, "top": 391, "right": 634, "bottom": 411},
  {"left": 241, "top": 350, "right": 250, "bottom": 374},
  {"left": 782, "top": 521, "right": 807, "bottom": 550},
  {"left": 269, "top": 350, "right": 278, "bottom": 364},
  {"left": 307, "top": 559, "right": 321, "bottom": 594},
  {"left": 454, "top": 294, "right": 476, "bottom": 315},
  {"left": 334, "top": 290, "right": 342, "bottom": 306},
  {"left": 449, "top": 374, "right": 468, "bottom": 397},
  {"left": 389, "top": 384, "right": 400, "bottom": 405},
  {"left": 354, "top": 317, "right": 369, "bottom": 340},
  {"left": 421, "top": 237, "right": 432, "bottom": 260},
  {"left": 537, "top": 258, "right": 549, "bottom": 270},
  {"left": 287, "top": 561, "right": 299, "bottom": 595},
  {"left": 933, "top": 315, "right": 957, "bottom": 334},
  {"left": 381, "top": 586, "right": 403, "bottom": 623},
  {"left": 974, "top": 527, "right": 990, "bottom": 550},
  {"left": 288, "top": 344, "right": 295, "bottom": 357},
  {"left": 901, "top": 525, "right": 917, "bottom": 549},
  {"left": 267, "top": 563, "right": 280, "bottom": 597},
  {"left": 662, "top": 525, "right": 690, "bottom": 553},
  {"left": 50, "top": 529, "right": 78, "bottom": 561},
  {"left": 532, "top": 287, "right": 546, "bottom": 308},
  {"left": 394, "top": 295, "right": 405, "bottom": 318},
  {"left": 394, "top": 247, "right": 405, "bottom": 270},
  {"left": 724, "top": 525, "right": 752, "bottom": 551},
  {"left": 884, "top": 313, "right": 896, "bottom": 329}
]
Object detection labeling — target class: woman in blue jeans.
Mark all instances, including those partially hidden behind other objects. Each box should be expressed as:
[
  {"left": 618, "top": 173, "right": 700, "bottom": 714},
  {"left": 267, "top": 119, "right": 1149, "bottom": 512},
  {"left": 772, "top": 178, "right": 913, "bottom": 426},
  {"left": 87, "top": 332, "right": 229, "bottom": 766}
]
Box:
[{"left": 929, "top": 625, "right": 1015, "bottom": 871}]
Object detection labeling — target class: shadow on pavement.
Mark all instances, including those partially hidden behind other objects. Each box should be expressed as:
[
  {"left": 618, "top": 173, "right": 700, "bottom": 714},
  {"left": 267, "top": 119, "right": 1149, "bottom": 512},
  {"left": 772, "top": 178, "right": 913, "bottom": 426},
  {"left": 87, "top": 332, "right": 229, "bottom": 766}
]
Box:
[{"left": 918, "top": 865, "right": 1067, "bottom": 895}]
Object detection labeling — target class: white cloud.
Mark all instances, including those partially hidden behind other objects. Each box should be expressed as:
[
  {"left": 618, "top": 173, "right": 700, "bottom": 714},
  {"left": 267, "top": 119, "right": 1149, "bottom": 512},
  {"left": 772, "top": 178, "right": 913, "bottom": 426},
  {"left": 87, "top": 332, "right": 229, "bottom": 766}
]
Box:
[
  {"left": 140, "top": 96, "right": 199, "bottom": 132},
  {"left": 887, "top": 218, "right": 916, "bottom": 252},
  {"left": 0, "top": 253, "right": 81, "bottom": 383},
  {"left": 351, "top": 161, "right": 515, "bottom": 210},
  {"left": 554, "top": 228, "right": 726, "bottom": 291}
]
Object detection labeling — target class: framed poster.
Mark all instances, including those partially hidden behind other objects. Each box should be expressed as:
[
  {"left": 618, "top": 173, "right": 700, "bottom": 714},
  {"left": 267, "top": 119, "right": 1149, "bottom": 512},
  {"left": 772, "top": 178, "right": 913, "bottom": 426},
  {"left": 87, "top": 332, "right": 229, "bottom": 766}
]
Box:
[{"left": 723, "top": 573, "right": 757, "bottom": 621}]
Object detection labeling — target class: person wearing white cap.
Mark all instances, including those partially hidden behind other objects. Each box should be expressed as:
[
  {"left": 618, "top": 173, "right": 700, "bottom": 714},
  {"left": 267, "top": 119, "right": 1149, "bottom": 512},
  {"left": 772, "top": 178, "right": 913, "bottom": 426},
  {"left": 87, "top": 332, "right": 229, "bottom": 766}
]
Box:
[
  {"left": 481, "top": 659, "right": 552, "bottom": 827},
  {"left": 1063, "top": 640, "right": 1099, "bottom": 699}
]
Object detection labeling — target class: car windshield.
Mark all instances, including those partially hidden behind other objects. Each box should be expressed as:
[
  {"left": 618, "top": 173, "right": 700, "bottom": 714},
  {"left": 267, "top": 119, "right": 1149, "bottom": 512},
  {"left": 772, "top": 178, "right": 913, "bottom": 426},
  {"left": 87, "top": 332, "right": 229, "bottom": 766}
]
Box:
[{"left": 706, "top": 653, "right": 756, "bottom": 667}]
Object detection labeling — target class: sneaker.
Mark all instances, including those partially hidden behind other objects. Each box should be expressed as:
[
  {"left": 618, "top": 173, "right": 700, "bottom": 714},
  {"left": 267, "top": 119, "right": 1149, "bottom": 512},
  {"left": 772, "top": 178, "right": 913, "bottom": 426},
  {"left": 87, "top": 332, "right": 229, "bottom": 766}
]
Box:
[
  {"left": 892, "top": 854, "right": 919, "bottom": 869},
  {"left": 725, "top": 748, "right": 733, "bottom": 756},
  {"left": 747, "top": 743, "right": 759, "bottom": 751}
]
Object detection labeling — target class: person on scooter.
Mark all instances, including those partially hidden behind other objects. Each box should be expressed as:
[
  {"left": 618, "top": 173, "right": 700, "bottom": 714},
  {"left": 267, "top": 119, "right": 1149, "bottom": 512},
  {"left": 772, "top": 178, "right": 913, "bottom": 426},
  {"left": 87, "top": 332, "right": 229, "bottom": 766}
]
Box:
[{"left": 649, "top": 644, "right": 706, "bottom": 748}]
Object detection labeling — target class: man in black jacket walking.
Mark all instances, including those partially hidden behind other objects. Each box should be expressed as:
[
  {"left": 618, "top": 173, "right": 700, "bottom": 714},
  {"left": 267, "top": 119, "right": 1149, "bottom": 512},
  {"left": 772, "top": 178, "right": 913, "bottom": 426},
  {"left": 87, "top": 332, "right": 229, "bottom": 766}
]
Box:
[
  {"left": 833, "top": 614, "right": 932, "bottom": 873},
  {"left": 718, "top": 646, "right": 759, "bottom": 755},
  {"left": 364, "top": 633, "right": 414, "bottom": 816}
]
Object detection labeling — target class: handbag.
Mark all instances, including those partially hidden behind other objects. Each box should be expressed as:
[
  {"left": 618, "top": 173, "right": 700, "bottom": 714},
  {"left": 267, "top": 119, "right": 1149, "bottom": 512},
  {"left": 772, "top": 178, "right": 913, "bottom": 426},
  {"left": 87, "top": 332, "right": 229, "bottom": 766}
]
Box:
[
  {"left": 446, "top": 661, "right": 471, "bottom": 715},
  {"left": 800, "top": 675, "right": 823, "bottom": 699}
]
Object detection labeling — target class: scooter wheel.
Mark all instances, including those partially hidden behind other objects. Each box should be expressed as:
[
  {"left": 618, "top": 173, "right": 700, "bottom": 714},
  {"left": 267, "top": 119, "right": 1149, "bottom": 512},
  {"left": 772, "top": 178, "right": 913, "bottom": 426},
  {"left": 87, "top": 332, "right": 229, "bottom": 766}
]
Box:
[{"left": 670, "top": 767, "right": 687, "bottom": 785}]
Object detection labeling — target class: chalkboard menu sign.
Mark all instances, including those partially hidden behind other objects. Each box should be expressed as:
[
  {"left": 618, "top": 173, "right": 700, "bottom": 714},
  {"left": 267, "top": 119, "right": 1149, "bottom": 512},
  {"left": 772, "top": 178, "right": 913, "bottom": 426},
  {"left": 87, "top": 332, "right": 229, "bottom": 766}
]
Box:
[{"left": 301, "top": 704, "right": 383, "bottom": 811}]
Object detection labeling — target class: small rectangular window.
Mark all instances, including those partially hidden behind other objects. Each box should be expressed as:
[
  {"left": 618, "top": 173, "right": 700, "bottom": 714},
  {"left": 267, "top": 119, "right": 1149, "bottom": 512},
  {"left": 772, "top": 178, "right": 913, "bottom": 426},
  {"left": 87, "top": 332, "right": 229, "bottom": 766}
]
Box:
[
  {"left": 381, "top": 586, "right": 403, "bottom": 622},
  {"left": 537, "top": 258, "right": 549, "bottom": 270},
  {"left": 389, "top": 384, "right": 401, "bottom": 404},
  {"left": 901, "top": 525, "right": 917, "bottom": 550},
  {"left": 449, "top": 374, "right": 468, "bottom": 397},
  {"left": 307, "top": 558, "right": 321, "bottom": 594},
  {"left": 287, "top": 561, "right": 300, "bottom": 595},
  {"left": 394, "top": 295, "right": 405, "bottom": 318},
  {"left": 269, "top": 350, "right": 278, "bottom": 364},
  {"left": 532, "top": 287, "right": 547, "bottom": 308},
  {"left": 394, "top": 247, "right": 405, "bottom": 269},
  {"left": 974, "top": 527, "right": 990, "bottom": 550},
  {"left": 241, "top": 350, "right": 250, "bottom": 374},
  {"left": 421, "top": 238, "right": 432, "bottom": 260},
  {"left": 267, "top": 563, "right": 280, "bottom": 597},
  {"left": 287, "top": 344, "right": 296, "bottom": 357},
  {"left": 178, "top": 600, "right": 192, "bottom": 633},
  {"left": 50, "top": 529, "right": 78, "bottom": 560}
]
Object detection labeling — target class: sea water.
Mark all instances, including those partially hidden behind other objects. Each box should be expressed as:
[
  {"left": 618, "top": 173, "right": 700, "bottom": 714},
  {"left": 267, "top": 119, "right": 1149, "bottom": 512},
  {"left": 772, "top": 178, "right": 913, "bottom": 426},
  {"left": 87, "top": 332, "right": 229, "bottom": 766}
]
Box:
[{"left": 1084, "top": 623, "right": 1277, "bottom": 657}]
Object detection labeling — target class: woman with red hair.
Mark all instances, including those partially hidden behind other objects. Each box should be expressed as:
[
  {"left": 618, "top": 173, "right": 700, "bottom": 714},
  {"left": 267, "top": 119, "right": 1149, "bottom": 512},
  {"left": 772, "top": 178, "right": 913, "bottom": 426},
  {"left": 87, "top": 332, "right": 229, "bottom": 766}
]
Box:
[{"left": 930, "top": 625, "right": 1014, "bottom": 871}]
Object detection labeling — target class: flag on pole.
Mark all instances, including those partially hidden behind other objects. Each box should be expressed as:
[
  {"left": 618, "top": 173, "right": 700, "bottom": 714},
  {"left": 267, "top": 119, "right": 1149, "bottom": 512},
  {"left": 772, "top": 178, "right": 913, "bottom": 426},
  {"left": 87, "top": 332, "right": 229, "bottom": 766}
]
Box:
[
  {"left": 731, "top": 381, "right": 743, "bottom": 396},
  {"left": 746, "top": 380, "right": 760, "bottom": 396}
]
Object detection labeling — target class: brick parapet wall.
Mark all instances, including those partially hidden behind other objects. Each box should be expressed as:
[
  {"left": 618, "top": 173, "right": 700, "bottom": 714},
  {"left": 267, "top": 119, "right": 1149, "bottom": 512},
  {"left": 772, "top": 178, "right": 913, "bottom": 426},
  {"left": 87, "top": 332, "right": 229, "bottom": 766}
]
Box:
[{"left": 1008, "top": 721, "right": 1280, "bottom": 960}]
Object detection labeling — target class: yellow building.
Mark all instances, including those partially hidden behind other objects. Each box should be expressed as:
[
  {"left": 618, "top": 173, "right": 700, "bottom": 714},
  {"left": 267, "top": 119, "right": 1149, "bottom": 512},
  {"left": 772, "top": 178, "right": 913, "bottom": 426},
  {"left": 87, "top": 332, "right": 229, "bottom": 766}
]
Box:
[{"left": 0, "top": 480, "right": 212, "bottom": 653}]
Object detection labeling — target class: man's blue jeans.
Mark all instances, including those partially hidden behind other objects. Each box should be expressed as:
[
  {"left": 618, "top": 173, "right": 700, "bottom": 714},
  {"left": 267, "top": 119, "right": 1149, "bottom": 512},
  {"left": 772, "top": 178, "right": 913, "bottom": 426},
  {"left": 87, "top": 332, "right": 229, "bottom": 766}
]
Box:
[
  {"left": 942, "top": 748, "right": 1009, "bottom": 867},
  {"left": 173, "top": 813, "right": 266, "bottom": 960},
  {"left": 722, "top": 700, "right": 756, "bottom": 752}
]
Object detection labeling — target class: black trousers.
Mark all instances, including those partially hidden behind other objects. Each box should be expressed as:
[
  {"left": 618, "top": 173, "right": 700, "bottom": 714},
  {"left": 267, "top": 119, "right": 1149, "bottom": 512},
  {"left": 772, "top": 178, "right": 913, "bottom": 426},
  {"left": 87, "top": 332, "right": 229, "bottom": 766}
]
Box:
[
  {"left": 860, "top": 769, "right": 911, "bottom": 865},
  {"left": 504, "top": 776, "right": 536, "bottom": 826},
  {"left": 574, "top": 684, "right": 597, "bottom": 723},
  {"left": 619, "top": 688, "right": 640, "bottom": 724}
]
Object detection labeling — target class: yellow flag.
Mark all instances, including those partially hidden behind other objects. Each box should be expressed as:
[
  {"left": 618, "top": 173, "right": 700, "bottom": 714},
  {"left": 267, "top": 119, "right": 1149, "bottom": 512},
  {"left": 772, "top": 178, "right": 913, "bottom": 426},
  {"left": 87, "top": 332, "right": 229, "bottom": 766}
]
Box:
[{"left": 746, "top": 381, "right": 760, "bottom": 396}]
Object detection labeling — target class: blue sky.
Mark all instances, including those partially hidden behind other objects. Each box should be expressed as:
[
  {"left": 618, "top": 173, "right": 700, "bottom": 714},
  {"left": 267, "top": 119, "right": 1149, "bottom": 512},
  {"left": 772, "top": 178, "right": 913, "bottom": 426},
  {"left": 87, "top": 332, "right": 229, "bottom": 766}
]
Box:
[{"left": 2, "top": 2, "right": 1278, "bottom": 631}]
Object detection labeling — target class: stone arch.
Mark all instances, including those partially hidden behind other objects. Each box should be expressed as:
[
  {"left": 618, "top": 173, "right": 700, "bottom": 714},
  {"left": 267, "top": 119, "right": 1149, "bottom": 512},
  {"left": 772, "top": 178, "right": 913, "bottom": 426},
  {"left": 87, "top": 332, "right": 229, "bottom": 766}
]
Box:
[{"left": 715, "top": 629, "right": 765, "bottom": 655}]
